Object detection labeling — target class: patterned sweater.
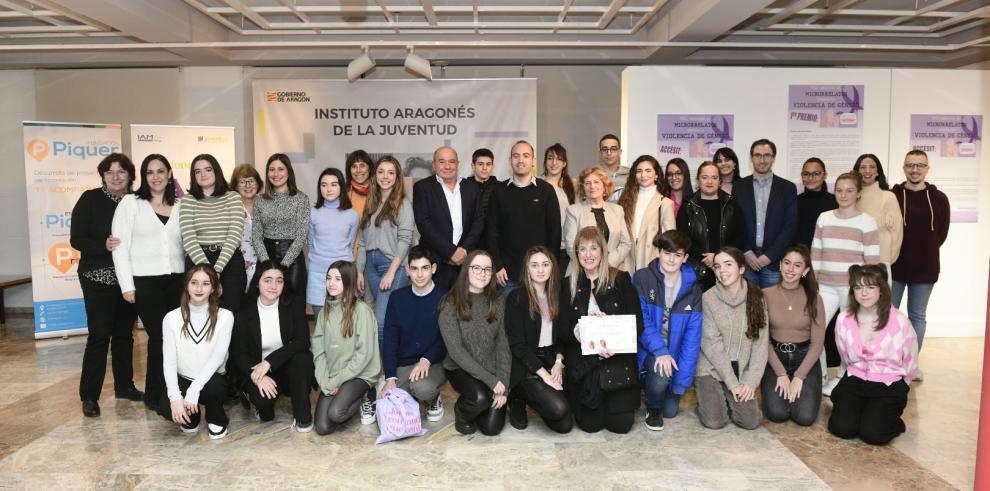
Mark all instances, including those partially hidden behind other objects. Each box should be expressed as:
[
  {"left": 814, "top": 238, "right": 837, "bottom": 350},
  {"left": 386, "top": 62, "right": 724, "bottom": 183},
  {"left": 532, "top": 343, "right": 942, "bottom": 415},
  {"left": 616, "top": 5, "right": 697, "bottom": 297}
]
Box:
[
  {"left": 179, "top": 192, "right": 245, "bottom": 272},
  {"left": 836, "top": 307, "right": 918, "bottom": 385},
  {"left": 251, "top": 190, "right": 311, "bottom": 266},
  {"left": 811, "top": 211, "right": 880, "bottom": 288}
]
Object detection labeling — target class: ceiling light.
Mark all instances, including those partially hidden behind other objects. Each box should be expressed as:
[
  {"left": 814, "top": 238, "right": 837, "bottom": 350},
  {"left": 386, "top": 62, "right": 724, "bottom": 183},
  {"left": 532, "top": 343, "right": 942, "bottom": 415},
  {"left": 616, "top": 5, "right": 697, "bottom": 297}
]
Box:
[
  {"left": 403, "top": 46, "right": 432, "bottom": 81},
  {"left": 347, "top": 46, "right": 375, "bottom": 82}
]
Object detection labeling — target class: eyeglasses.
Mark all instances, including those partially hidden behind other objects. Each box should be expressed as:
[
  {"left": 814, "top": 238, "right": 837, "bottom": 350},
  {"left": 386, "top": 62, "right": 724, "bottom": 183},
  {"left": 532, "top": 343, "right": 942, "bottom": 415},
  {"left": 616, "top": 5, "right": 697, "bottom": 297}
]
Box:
[
  {"left": 238, "top": 179, "right": 258, "bottom": 187},
  {"left": 904, "top": 163, "right": 929, "bottom": 170},
  {"left": 599, "top": 146, "right": 620, "bottom": 154},
  {"left": 801, "top": 171, "right": 823, "bottom": 178},
  {"left": 752, "top": 153, "right": 775, "bottom": 161},
  {"left": 469, "top": 265, "right": 493, "bottom": 276},
  {"left": 852, "top": 285, "right": 879, "bottom": 292}
]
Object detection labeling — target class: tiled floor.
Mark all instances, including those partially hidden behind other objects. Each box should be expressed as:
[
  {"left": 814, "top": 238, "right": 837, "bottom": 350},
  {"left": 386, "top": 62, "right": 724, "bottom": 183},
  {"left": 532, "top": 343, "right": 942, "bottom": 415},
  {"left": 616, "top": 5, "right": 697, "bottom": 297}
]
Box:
[{"left": 0, "top": 315, "right": 980, "bottom": 490}]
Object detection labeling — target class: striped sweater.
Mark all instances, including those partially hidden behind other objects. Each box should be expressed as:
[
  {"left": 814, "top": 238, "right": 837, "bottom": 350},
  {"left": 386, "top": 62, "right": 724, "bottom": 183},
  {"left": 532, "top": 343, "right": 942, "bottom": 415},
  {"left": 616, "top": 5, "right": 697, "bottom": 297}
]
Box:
[
  {"left": 179, "top": 191, "right": 245, "bottom": 272},
  {"left": 811, "top": 210, "right": 880, "bottom": 287}
]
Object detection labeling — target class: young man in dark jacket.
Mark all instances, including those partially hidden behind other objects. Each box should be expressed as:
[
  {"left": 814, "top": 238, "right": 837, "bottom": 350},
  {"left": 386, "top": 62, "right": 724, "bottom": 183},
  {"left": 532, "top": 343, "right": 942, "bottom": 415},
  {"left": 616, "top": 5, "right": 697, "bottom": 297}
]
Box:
[
  {"left": 891, "top": 149, "right": 950, "bottom": 380},
  {"left": 632, "top": 230, "right": 703, "bottom": 430}
]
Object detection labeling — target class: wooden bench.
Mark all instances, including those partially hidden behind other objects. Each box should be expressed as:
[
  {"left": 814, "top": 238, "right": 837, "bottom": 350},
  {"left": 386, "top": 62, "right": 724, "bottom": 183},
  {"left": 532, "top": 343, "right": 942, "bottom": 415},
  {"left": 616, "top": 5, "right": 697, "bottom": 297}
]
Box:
[{"left": 0, "top": 275, "right": 31, "bottom": 325}]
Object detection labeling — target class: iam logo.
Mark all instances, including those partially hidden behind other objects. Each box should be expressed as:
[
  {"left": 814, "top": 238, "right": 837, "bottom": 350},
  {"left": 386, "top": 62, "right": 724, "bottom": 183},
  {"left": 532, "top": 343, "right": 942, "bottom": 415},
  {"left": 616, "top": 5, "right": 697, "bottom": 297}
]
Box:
[
  {"left": 48, "top": 242, "right": 79, "bottom": 274},
  {"left": 26, "top": 139, "right": 50, "bottom": 162}
]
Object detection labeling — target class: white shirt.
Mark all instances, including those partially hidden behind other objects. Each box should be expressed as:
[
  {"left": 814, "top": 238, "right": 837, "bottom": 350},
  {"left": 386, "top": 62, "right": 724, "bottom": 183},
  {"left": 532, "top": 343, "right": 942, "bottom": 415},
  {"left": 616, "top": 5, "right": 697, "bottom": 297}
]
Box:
[
  {"left": 633, "top": 185, "right": 658, "bottom": 238},
  {"left": 258, "top": 298, "right": 283, "bottom": 359},
  {"left": 437, "top": 175, "right": 463, "bottom": 246}
]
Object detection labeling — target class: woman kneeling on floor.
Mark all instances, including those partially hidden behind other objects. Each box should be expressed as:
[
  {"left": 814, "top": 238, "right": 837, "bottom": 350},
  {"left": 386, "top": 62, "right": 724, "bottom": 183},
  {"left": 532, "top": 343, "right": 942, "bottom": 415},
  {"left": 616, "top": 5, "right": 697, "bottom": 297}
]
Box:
[
  {"left": 312, "top": 260, "right": 381, "bottom": 435},
  {"left": 828, "top": 264, "right": 918, "bottom": 445},
  {"left": 160, "top": 265, "right": 234, "bottom": 439},
  {"left": 695, "top": 246, "right": 769, "bottom": 430},
  {"left": 231, "top": 260, "right": 314, "bottom": 432}
]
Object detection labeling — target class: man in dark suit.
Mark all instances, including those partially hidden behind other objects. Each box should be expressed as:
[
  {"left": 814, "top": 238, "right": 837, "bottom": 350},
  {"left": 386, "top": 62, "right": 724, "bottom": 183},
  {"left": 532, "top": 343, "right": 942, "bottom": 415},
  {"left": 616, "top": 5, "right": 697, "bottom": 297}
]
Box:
[
  {"left": 413, "top": 146, "right": 484, "bottom": 289},
  {"left": 733, "top": 138, "right": 797, "bottom": 288}
]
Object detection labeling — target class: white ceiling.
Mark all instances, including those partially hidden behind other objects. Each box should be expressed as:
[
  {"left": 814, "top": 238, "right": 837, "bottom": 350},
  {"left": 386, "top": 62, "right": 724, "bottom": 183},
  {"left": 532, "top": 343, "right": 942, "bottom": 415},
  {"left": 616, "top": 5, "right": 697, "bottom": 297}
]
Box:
[{"left": 1, "top": 0, "right": 988, "bottom": 69}]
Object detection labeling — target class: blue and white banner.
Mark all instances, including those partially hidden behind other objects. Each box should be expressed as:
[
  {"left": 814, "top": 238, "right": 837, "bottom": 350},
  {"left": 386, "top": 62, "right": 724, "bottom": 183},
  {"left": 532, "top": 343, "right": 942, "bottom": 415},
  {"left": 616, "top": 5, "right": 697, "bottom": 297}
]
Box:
[
  {"left": 23, "top": 121, "right": 122, "bottom": 338},
  {"left": 253, "top": 79, "right": 538, "bottom": 188}
]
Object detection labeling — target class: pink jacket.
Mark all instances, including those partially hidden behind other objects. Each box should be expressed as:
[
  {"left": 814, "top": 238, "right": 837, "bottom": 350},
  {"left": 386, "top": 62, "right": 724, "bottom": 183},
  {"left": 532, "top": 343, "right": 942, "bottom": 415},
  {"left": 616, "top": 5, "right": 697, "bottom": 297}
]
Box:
[{"left": 836, "top": 307, "right": 918, "bottom": 385}]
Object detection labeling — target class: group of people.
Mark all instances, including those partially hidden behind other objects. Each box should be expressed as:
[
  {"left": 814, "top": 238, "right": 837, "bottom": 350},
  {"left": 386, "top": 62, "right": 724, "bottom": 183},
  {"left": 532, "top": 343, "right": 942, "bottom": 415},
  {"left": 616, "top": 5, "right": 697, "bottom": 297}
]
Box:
[{"left": 68, "top": 134, "right": 948, "bottom": 445}]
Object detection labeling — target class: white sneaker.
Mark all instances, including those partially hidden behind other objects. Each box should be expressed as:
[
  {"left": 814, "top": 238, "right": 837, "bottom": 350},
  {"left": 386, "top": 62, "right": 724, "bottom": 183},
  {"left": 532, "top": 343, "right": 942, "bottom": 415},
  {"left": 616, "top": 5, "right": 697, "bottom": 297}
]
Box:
[
  {"left": 207, "top": 423, "right": 228, "bottom": 440},
  {"left": 180, "top": 422, "right": 199, "bottom": 434},
  {"left": 360, "top": 397, "right": 376, "bottom": 425},
  {"left": 822, "top": 377, "right": 840, "bottom": 397},
  {"left": 426, "top": 394, "right": 444, "bottom": 422},
  {"left": 292, "top": 419, "right": 314, "bottom": 433},
  {"left": 913, "top": 368, "right": 924, "bottom": 382}
]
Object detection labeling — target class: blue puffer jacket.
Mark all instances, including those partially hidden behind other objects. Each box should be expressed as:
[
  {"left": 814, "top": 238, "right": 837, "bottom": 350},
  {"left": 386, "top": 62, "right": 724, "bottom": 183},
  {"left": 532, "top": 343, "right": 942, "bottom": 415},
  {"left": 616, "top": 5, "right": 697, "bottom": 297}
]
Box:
[{"left": 632, "top": 259, "right": 703, "bottom": 395}]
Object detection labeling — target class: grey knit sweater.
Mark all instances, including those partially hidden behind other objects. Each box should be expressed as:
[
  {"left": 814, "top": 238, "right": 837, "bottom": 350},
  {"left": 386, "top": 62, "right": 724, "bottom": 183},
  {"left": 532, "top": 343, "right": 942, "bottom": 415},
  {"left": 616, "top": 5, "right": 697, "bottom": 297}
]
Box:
[
  {"left": 695, "top": 280, "right": 769, "bottom": 390},
  {"left": 439, "top": 293, "right": 511, "bottom": 390}
]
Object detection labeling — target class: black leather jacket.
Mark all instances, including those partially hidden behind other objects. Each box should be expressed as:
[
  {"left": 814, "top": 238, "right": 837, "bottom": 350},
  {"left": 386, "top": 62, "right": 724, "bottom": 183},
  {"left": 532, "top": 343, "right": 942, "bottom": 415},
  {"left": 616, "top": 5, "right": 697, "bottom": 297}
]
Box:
[{"left": 675, "top": 190, "right": 747, "bottom": 287}]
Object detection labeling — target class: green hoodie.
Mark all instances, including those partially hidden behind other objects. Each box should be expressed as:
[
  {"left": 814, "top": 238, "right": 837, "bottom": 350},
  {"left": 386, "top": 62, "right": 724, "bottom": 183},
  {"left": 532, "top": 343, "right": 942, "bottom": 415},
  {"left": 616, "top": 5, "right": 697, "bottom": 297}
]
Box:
[{"left": 312, "top": 299, "right": 381, "bottom": 394}]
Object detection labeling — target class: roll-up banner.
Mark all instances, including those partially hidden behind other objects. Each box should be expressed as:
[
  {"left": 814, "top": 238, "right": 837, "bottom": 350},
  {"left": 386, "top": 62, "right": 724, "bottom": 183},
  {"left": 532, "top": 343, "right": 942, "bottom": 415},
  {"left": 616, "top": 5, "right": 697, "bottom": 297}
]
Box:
[{"left": 23, "top": 121, "right": 122, "bottom": 339}]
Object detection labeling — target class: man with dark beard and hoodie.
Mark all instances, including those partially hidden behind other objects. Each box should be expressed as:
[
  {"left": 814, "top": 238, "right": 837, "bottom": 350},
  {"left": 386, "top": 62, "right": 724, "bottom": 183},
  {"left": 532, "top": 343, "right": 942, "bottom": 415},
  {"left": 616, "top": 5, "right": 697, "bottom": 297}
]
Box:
[{"left": 890, "top": 149, "right": 950, "bottom": 381}]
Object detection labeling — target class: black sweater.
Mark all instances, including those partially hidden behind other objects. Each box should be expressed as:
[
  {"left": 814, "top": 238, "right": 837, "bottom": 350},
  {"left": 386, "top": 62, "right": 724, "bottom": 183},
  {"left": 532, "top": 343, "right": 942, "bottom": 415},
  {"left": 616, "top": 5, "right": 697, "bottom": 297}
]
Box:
[
  {"left": 795, "top": 188, "right": 837, "bottom": 249},
  {"left": 485, "top": 179, "right": 562, "bottom": 282},
  {"left": 70, "top": 188, "right": 121, "bottom": 276}
]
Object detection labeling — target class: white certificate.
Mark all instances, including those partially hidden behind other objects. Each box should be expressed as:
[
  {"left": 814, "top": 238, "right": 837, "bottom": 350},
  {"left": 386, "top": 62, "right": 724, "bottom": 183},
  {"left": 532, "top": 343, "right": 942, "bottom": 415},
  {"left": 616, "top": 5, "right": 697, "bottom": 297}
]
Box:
[{"left": 578, "top": 315, "right": 637, "bottom": 355}]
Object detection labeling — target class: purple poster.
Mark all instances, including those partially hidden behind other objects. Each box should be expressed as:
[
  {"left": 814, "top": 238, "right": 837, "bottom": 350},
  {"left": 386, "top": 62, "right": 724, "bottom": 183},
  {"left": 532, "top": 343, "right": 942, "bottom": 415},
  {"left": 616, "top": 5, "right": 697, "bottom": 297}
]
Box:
[
  {"left": 910, "top": 114, "right": 981, "bottom": 222},
  {"left": 786, "top": 84, "right": 865, "bottom": 182},
  {"left": 656, "top": 114, "right": 734, "bottom": 174}
]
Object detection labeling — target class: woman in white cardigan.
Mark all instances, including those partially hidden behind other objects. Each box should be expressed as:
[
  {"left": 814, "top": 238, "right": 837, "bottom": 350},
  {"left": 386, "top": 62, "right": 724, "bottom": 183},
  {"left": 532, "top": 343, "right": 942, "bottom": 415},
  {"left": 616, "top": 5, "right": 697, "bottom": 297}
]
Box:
[
  {"left": 616, "top": 155, "right": 676, "bottom": 272},
  {"left": 563, "top": 167, "right": 632, "bottom": 277},
  {"left": 111, "top": 154, "right": 186, "bottom": 411}
]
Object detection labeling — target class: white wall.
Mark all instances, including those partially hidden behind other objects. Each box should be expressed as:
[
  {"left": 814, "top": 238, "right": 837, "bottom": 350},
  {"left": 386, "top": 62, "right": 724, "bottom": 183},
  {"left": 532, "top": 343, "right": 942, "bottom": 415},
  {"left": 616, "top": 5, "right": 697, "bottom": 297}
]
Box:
[
  {"left": 622, "top": 66, "right": 990, "bottom": 337},
  {"left": 0, "top": 70, "right": 36, "bottom": 309}
]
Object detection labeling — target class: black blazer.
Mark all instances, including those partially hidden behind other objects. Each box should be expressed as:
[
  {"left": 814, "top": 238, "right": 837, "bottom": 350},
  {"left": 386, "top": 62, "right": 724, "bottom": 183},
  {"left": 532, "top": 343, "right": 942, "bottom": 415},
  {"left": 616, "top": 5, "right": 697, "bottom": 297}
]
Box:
[
  {"left": 231, "top": 296, "right": 311, "bottom": 378},
  {"left": 504, "top": 287, "right": 562, "bottom": 389},
  {"left": 558, "top": 269, "right": 643, "bottom": 410},
  {"left": 413, "top": 176, "right": 484, "bottom": 263}
]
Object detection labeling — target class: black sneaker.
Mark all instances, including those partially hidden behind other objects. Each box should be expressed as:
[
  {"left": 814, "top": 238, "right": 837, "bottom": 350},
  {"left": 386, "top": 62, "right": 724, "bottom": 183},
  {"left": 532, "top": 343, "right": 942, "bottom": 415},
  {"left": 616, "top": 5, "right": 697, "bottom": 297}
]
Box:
[
  {"left": 508, "top": 397, "right": 528, "bottom": 430},
  {"left": 82, "top": 400, "right": 100, "bottom": 417},
  {"left": 645, "top": 408, "right": 664, "bottom": 431},
  {"left": 115, "top": 385, "right": 144, "bottom": 402}
]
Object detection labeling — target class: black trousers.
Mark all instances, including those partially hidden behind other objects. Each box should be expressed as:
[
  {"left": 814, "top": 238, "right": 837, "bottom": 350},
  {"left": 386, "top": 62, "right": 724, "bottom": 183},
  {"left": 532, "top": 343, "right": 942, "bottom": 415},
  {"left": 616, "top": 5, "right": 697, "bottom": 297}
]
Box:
[
  {"left": 828, "top": 375, "right": 909, "bottom": 445},
  {"left": 447, "top": 368, "right": 506, "bottom": 436},
  {"left": 186, "top": 248, "right": 246, "bottom": 313},
  {"left": 570, "top": 385, "right": 639, "bottom": 434},
  {"left": 244, "top": 351, "right": 314, "bottom": 423},
  {"left": 514, "top": 350, "right": 573, "bottom": 433},
  {"left": 314, "top": 378, "right": 369, "bottom": 435},
  {"left": 158, "top": 373, "right": 229, "bottom": 427},
  {"left": 264, "top": 238, "right": 307, "bottom": 300},
  {"left": 824, "top": 313, "right": 841, "bottom": 367},
  {"left": 133, "top": 273, "right": 183, "bottom": 407},
  {"left": 760, "top": 344, "right": 822, "bottom": 427},
  {"left": 79, "top": 281, "right": 138, "bottom": 401}
]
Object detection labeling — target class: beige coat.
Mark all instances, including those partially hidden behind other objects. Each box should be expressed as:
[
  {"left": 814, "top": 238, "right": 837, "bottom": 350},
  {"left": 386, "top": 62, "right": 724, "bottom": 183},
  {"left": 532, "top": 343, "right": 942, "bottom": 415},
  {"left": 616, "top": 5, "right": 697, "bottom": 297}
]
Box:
[
  {"left": 563, "top": 201, "right": 632, "bottom": 276},
  {"left": 856, "top": 183, "right": 903, "bottom": 264},
  {"left": 626, "top": 193, "right": 677, "bottom": 272}
]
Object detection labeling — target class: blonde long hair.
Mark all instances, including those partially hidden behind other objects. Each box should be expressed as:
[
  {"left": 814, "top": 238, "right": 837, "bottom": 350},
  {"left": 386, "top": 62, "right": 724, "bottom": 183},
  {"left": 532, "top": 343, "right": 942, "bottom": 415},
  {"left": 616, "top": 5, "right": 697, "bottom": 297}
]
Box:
[{"left": 569, "top": 226, "right": 617, "bottom": 301}]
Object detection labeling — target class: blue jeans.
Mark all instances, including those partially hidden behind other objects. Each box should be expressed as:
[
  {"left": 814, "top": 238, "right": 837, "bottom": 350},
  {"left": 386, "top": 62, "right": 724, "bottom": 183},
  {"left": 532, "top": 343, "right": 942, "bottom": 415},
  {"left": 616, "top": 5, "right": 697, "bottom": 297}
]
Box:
[
  {"left": 892, "top": 281, "right": 934, "bottom": 351},
  {"left": 641, "top": 355, "right": 682, "bottom": 418},
  {"left": 746, "top": 267, "right": 781, "bottom": 289},
  {"left": 364, "top": 249, "right": 409, "bottom": 347}
]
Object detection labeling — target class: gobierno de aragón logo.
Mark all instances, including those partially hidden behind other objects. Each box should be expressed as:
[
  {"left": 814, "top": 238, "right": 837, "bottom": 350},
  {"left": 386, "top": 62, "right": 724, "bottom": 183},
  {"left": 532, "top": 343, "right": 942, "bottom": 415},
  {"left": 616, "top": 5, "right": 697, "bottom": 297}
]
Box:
[{"left": 266, "top": 90, "right": 310, "bottom": 103}]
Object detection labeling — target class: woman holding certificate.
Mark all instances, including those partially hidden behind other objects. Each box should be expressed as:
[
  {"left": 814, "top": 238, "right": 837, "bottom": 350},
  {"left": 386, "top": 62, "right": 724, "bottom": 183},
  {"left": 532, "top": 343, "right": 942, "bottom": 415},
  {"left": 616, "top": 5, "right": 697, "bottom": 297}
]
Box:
[{"left": 560, "top": 226, "right": 643, "bottom": 434}]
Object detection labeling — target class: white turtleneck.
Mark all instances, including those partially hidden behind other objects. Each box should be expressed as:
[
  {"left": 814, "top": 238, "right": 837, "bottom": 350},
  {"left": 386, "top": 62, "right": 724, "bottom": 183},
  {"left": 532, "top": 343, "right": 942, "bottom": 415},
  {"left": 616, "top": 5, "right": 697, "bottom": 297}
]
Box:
[
  {"left": 633, "top": 185, "right": 658, "bottom": 237},
  {"left": 258, "top": 298, "right": 282, "bottom": 359},
  {"left": 162, "top": 302, "right": 233, "bottom": 405}
]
